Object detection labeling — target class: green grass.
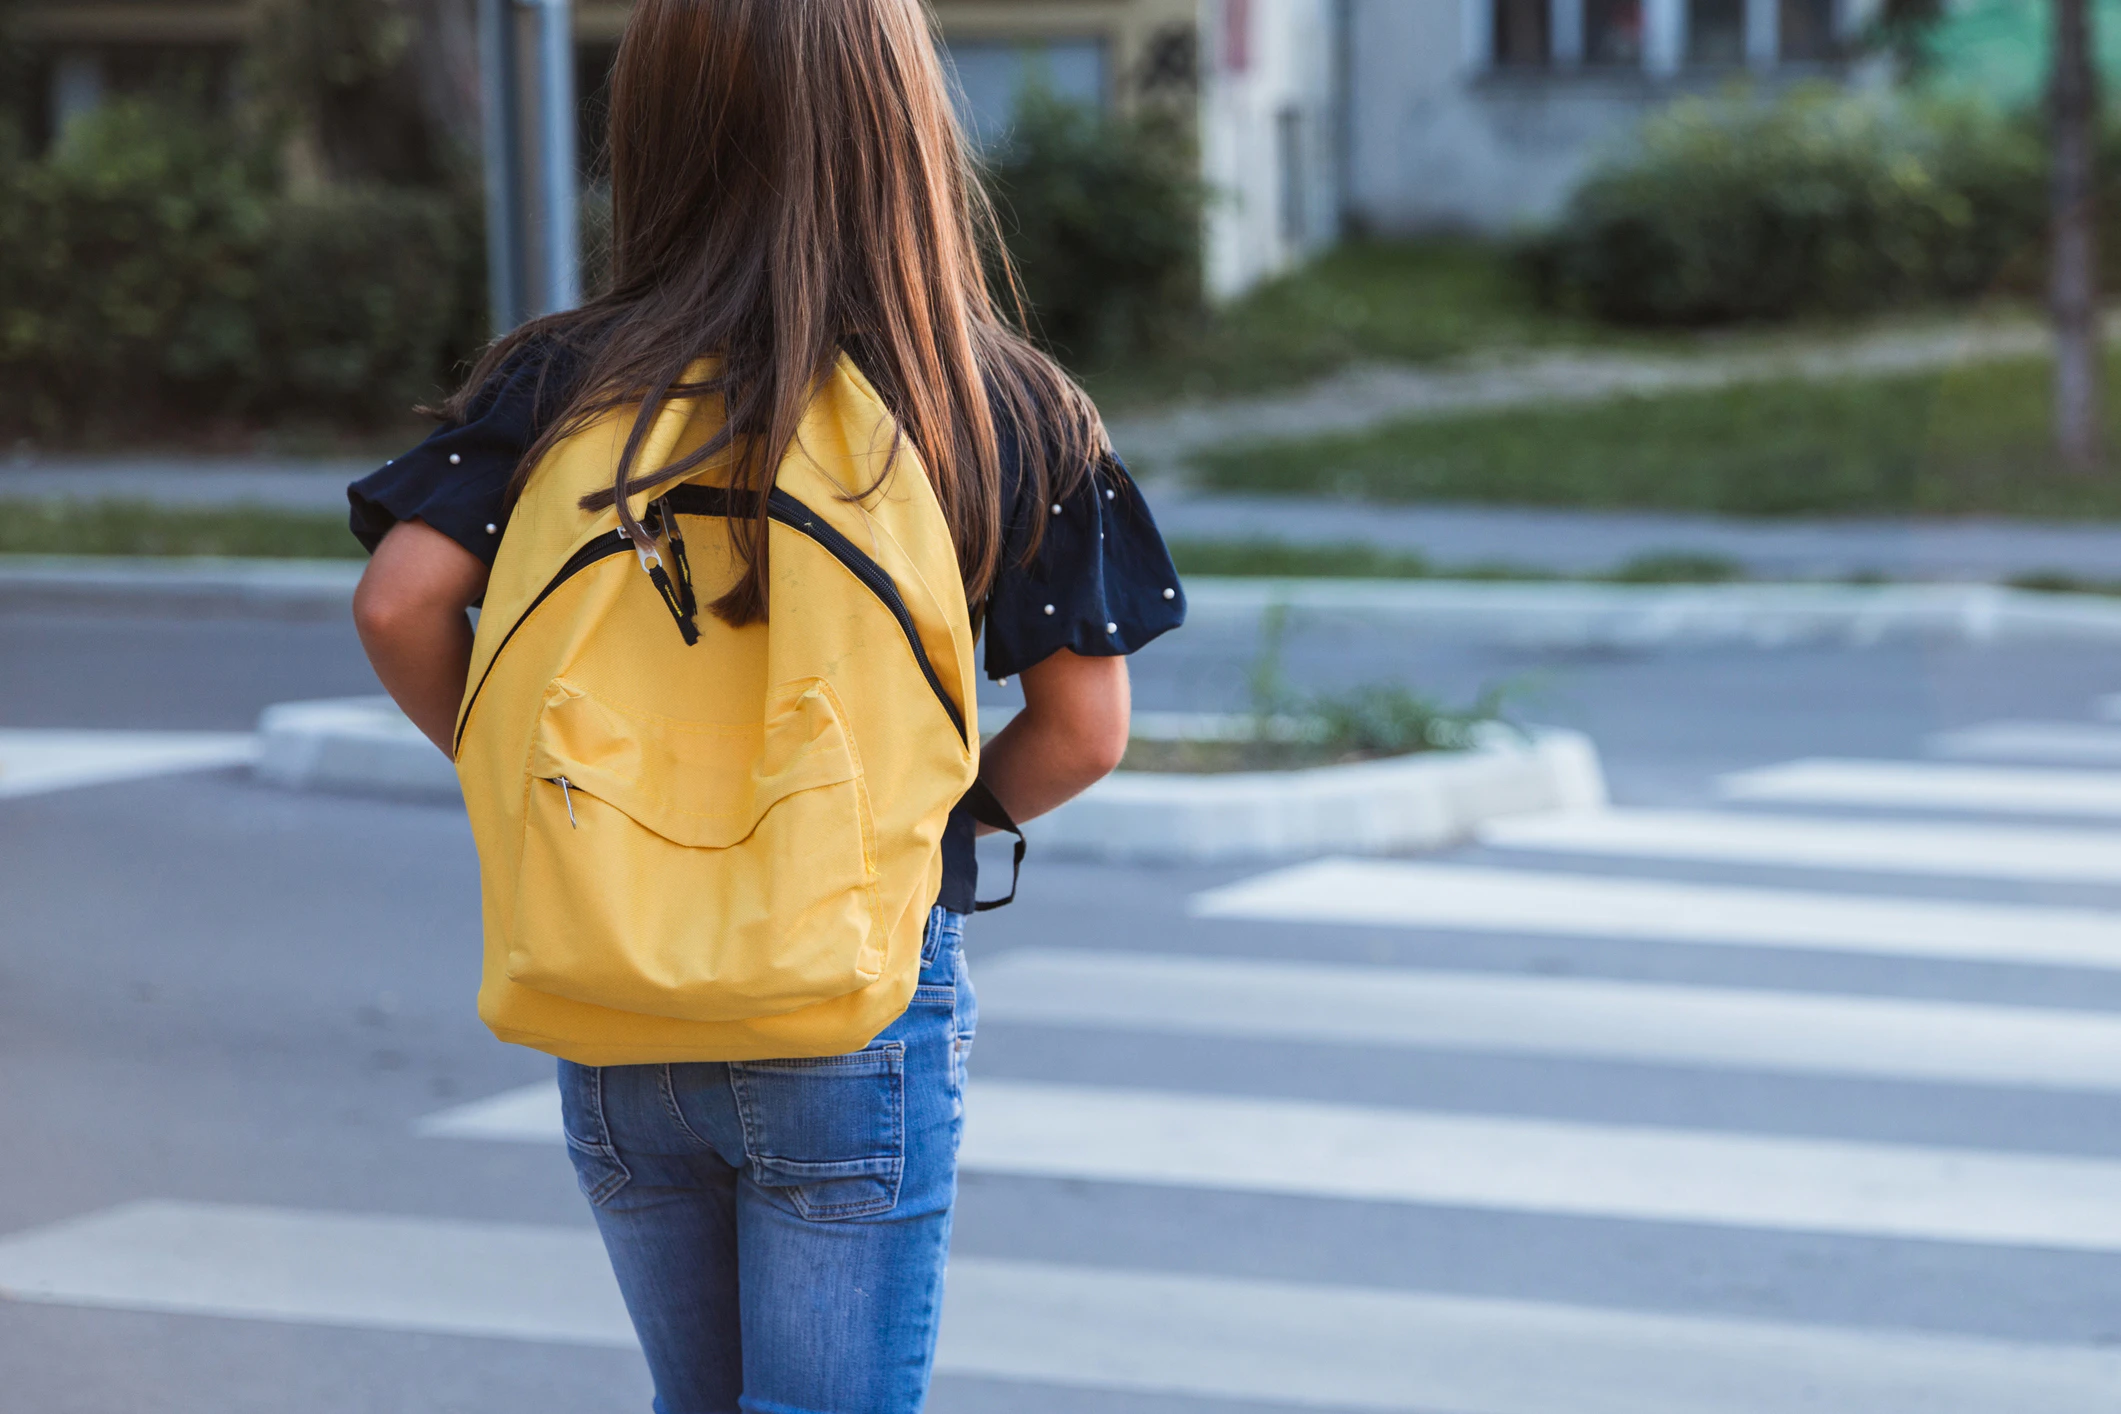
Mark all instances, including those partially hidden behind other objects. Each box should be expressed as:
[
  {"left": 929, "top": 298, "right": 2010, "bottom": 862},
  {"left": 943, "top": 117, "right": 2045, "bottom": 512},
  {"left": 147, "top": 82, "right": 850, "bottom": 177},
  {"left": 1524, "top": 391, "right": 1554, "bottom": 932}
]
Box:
[
  {"left": 1192, "top": 355, "right": 2121, "bottom": 518},
  {"left": 2006, "top": 570, "right": 2121, "bottom": 596},
  {"left": 0, "top": 500, "right": 364, "bottom": 558},
  {"left": 1078, "top": 240, "right": 1618, "bottom": 413}
]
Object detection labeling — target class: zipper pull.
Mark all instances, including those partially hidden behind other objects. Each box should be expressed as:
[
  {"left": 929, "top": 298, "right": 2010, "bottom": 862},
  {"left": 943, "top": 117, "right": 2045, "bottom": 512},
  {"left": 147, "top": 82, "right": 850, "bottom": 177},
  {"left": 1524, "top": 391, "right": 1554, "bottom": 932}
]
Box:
[{"left": 552, "top": 775, "right": 579, "bottom": 828}]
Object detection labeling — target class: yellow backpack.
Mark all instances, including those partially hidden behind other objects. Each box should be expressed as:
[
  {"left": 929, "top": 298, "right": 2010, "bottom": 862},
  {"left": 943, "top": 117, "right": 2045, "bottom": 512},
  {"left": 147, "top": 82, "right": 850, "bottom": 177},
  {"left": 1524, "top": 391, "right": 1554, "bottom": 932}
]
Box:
[{"left": 453, "top": 356, "right": 1003, "bottom": 1065}]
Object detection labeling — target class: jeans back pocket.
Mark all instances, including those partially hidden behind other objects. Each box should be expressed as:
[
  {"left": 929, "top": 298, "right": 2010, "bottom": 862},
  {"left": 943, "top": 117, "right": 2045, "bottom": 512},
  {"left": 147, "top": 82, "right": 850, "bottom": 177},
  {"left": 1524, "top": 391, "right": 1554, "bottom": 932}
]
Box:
[
  {"left": 556, "top": 1060, "right": 633, "bottom": 1206},
  {"left": 728, "top": 1042, "right": 905, "bottom": 1220}
]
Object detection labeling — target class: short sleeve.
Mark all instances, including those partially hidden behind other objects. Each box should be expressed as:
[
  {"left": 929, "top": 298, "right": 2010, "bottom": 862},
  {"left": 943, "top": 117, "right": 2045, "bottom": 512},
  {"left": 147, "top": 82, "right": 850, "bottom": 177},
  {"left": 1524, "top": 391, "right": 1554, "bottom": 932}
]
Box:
[
  {"left": 983, "top": 449, "right": 1187, "bottom": 682},
  {"left": 347, "top": 344, "right": 576, "bottom": 565}
]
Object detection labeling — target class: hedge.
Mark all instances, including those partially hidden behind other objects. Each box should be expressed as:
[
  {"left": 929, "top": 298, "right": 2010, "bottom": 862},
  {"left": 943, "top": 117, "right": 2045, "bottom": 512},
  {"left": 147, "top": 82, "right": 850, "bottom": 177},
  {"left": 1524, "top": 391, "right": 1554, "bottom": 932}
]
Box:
[
  {"left": 2, "top": 87, "right": 1200, "bottom": 442},
  {"left": 1525, "top": 87, "right": 2051, "bottom": 325},
  {"left": 0, "top": 98, "right": 479, "bottom": 441},
  {"left": 982, "top": 88, "right": 1206, "bottom": 366}
]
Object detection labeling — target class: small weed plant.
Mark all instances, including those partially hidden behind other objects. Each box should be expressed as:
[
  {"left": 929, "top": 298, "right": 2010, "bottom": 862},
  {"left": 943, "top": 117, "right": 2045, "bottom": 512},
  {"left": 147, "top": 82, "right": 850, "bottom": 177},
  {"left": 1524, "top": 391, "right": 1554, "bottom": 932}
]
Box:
[{"left": 1121, "top": 604, "right": 1524, "bottom": 772}]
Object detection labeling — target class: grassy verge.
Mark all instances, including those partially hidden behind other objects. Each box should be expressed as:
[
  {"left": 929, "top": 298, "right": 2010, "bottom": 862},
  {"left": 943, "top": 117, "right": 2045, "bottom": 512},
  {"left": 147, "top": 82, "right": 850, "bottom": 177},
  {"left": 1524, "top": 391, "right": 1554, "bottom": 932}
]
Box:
[
  {"left": 0, "top": 500, "right": 364, "bottom": 559},
  {"left": 1077, "top": 240, "right": 1620, "bottom": 412},
  {"left": 1191, "top": 355, "right": 2121, "bottom": 519}
]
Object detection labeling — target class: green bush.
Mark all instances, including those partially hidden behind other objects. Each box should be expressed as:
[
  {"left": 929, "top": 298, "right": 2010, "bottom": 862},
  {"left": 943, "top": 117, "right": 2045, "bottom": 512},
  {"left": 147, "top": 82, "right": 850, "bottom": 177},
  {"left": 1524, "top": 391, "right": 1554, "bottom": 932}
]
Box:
[
  {"left": 982, "top": 89, "right": 1205, "bottom": 365},
  {"left": 1526, "top": 87, "right": 2047, "bottom": 325},
  {"left": 251, "top": 185, "right": 479, "bottom": 420},
  {"left": 0, "top": 97, "right": 478, "bottom": 441}
]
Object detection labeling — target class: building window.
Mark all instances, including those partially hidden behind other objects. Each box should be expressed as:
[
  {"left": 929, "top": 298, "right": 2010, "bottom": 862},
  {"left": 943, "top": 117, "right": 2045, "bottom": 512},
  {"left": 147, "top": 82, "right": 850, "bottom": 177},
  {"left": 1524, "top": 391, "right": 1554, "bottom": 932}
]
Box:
[
  {"left": 1277, "top": 105, "right": 1306, "bottom": 245},
  {"left": 940, "top": 38, "right": 1107, "bottom": 147},
  {"left": 1585, "top": 0, "right": 1645, "bottom": 65},
  {"left": 1687, "top": 0, "right": 1746, "bottom": 64},
  {"left": 1494, "top": 0, "right": 1551, "bottom": 67},
  {"left": 1780, "top": 0, "right": 1838, "bottom": 61}
]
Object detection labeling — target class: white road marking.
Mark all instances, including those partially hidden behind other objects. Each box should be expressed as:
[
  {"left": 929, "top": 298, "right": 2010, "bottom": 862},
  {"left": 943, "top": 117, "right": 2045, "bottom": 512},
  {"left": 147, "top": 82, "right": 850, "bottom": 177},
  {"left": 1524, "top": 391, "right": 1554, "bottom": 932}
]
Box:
[
  {"left": 960, "top": 1080, "right": 2121, "bottom": 1253},
  {"left": 1189, "top": 859, "right": 2121, "bottom": 970},
  {"left": 1719, "top": 758, "right": 2121, "bottom": 817},
  {"left": 4, "top": 1201, "right": 2118, "bottom": 1413},
  {"left": 0, "top": 730, "right": 257, "bottom": 799},
  {"left": 971, "top": 948, "right": 2121, "bottom": 1092},
  {"left": 416, "top": 1083, "right": 561, "bottom": 1140},
  {"left": 1929, "top": 721, "right": 2121, "bottom": 764},
  {"left": 2097, "top": 694, "right": 2121, "bottom": 723},
  {"left": 0, "top": 1201, "right": 631, "bottom": 1346},
  {"left": 423, "top": 1078, "right": 2121, "bottom": 1253},
  {"left": 1480, "top": 808, "right": 2121, "bottom": 884}
]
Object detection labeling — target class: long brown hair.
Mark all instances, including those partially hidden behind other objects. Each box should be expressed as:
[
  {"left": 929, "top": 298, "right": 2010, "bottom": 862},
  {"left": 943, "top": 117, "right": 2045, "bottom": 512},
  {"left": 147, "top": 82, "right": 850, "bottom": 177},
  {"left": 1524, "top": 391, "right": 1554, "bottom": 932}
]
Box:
[{"left": 444, "top": 0, "right": 1106, "bottom": 625}]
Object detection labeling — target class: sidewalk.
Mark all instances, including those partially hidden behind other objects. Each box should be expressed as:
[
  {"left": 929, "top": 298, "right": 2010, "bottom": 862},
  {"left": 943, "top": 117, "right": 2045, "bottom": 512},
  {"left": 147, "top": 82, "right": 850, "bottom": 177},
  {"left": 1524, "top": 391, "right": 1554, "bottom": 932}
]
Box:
[{"left": 11, "top": 458, "right": 2121, "bottom": 583}]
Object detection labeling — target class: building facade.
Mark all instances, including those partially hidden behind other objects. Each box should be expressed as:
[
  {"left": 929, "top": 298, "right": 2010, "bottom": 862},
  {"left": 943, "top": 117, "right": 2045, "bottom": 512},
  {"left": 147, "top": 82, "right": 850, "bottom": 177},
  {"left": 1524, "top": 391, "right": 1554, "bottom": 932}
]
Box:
[
  {"left": 1342, "top": 0, "right": 1887, "bottom": 235},
  {"left": 12, "top": 0, "right": 1325, "bottom": 293},
  {"left": 14, "top": 2, "right": 1887, "bottom": 289}
]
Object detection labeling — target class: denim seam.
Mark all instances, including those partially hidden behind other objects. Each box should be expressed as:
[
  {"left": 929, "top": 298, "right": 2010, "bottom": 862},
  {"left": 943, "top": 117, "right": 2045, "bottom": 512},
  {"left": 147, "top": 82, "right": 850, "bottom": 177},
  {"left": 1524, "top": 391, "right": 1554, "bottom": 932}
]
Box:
[
  {"left": 729, "top": 1044, "right": 904, "bottom": 1074},
  {"left": 657, "top": 1063, "right": 716, "bottom": 1153},
  {"left": 562, "top": 1066, "right": 630, "bottom": 1206},
  {"left": 575, "top": 1063, "right": 613, "bottom": 1148}
]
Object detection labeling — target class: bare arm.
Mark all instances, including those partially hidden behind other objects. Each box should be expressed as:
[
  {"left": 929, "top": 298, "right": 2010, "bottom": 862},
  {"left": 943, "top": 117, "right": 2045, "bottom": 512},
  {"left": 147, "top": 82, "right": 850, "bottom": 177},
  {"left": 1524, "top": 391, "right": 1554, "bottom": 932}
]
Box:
[
  {"left": 976, "top": 649, "right": 1129, "bottom": 828},
  {"left": 352, "top": 519, "right": 490, "bottom": 756}
]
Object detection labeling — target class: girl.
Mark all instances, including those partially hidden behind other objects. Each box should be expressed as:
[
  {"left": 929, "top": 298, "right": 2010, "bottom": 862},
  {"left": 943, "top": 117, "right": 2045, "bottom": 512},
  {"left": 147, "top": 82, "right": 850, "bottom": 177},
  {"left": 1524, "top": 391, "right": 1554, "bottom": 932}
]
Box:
[{"left": 345, "top": 2, "right": 1183, "bottom": 1410}]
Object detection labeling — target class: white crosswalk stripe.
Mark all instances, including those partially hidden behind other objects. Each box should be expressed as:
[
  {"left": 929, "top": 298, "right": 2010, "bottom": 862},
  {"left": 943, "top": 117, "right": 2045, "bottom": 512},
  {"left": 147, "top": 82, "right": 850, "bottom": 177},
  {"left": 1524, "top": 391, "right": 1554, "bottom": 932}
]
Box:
[
  {"left": 5, "top": 1201, "right": 2119, "bottom": 1414},
  {"left": 970, "top": 948, "right": 2121, "bottom": 1092},
  {"left": 1928, "top": 720, "right": 2121, "bottom": 764},
  {"left": 0, "top": 729, "right": 257, "bottom": 799},
  {"left": 1190, "top": 858, "right": 2121, "bottom": 969},
  {"left": 1481, "top": 807, "right": 2121, "bottom": 883},
  {"left": 421, "top": 950, "right": 2121, "bottom": 1133},
  {"left": 422, "top": 1076, "right": 2121, "bottom": 1252},
  {"left": 1718, "top": 757, "right": 2121, "bottom": 817}
]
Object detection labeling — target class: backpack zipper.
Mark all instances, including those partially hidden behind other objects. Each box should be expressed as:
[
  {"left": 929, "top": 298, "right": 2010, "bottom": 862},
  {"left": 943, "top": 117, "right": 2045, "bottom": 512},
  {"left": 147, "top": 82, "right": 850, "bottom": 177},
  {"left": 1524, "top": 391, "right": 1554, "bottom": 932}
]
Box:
[
  {"left": 548, "top": 775, "right": 579, "bottom": 827},
  {"left": 454, "top": 487, "right": 967, "bottom": 757}
]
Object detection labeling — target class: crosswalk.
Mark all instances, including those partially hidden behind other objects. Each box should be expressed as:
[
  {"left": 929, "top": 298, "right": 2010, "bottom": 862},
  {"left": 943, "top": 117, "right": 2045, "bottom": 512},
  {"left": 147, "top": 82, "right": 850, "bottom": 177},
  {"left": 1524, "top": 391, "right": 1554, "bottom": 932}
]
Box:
[{"left": 8, "top": 708, "right": 2121, "bottom": 1408}]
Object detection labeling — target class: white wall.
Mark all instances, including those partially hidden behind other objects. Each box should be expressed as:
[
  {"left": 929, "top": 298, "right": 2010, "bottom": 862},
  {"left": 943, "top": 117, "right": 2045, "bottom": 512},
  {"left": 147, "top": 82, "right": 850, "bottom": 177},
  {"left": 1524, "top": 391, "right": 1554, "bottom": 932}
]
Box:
[
  {"left": 1344, "top": 0, "right": 1662, "bottom": 234},
  {"left": 1200, "top": 0, "right": 1343, "bottom": 298},
  {"left": 1343, "top": 0, "right": 1891, "bottom": 237}
]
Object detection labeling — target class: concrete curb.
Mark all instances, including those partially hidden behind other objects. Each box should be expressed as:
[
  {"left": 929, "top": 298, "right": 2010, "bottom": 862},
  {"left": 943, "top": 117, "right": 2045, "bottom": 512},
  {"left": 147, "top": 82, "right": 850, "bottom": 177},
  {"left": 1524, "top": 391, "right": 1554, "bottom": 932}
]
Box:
[
  {"left": 1025, "top": 728, "right": 1607, "bottom": 863},
  {"left": 253, "top": 696, "right": 1608, "bottom": 862},
  {"left": 0, "top": 556, "right": 363, "bottom": 614},
  {"left": 13, "top": 556, "right": 2121, "bottom": 645},
  {"left": 1183, "top": 578, "right": 2121, "bottom": 647},
  {"left": 256, "top": 698, "right": 457, "bottom": 800}
]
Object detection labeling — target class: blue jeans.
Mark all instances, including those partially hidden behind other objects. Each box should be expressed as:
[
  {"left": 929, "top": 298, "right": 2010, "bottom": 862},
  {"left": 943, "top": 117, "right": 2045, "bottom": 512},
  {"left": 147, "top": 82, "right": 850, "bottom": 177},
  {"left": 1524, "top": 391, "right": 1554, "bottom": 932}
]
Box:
[{"left": 558, "top": 907, "right": 976, "bottom": 1414}]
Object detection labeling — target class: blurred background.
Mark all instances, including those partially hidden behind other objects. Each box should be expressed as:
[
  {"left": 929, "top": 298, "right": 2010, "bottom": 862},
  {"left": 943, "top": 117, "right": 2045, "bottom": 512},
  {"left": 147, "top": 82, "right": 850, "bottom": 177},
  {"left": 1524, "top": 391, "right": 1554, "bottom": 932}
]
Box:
[{"left": 6, "top": 2, "right": 2121, "bottom": 1411}]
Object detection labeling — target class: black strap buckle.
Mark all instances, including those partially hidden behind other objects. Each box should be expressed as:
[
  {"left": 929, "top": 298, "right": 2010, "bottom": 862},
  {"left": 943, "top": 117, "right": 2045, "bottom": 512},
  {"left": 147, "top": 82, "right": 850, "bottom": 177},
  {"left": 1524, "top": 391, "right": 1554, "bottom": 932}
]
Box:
[{"left": 960, "top": 778, "right": 1024, "bottom": 912}]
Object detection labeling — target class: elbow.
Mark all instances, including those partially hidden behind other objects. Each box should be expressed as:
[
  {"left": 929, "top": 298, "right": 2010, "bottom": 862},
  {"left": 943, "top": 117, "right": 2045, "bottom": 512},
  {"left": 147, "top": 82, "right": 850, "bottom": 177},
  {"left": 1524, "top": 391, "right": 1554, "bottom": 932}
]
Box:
[
  {"left": 352, "top": 571, "right": 438, "bottom": 649},
  {"left": 351, "top": 575, "right": 404, "bottom": 645},
  {"left": 1057, "top": 704, "right": 1128, "bottom": 787},
  {"left": 1082, "top": 714, "right": 1129, "bottom": 781}
]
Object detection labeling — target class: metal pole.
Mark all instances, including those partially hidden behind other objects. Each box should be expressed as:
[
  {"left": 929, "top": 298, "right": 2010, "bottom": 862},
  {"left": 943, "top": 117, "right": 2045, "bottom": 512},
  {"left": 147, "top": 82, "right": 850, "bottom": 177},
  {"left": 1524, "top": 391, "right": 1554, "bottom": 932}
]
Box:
[
  {"left": 477, "top": 0, "right": 524, "bottom": 334},
  {"left": 478, "top": 0, "right": 578, "bottom": 332},
  {"left": 529, "top": 0, "right": 581, "bottom": 315}
]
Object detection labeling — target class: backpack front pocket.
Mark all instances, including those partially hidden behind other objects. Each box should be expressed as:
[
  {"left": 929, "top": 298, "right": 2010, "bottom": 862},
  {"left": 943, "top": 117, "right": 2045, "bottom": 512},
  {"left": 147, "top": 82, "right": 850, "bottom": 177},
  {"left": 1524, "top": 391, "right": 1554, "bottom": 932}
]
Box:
[{"left": 506, "top": 676, "right": 885, "bottom": 1022}]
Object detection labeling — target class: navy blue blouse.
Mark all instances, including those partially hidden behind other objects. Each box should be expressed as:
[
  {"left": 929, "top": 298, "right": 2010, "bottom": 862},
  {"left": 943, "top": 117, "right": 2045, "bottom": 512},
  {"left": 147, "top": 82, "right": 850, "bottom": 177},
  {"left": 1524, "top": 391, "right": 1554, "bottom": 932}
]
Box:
[{"left": 348, "top": 347, "right": 1185, "bottom": 912}]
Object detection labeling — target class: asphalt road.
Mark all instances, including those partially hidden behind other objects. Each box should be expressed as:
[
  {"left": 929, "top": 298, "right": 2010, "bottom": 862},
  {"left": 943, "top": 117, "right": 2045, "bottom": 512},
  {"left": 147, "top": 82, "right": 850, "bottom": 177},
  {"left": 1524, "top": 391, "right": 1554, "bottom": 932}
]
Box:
[{"left": 5, "top": 597, "right": 2121, "bottom": 1412}]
